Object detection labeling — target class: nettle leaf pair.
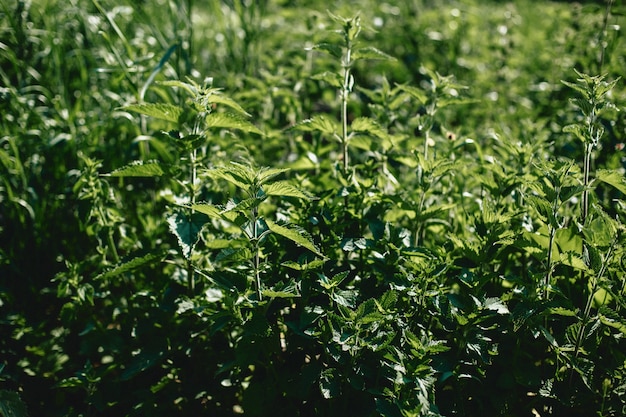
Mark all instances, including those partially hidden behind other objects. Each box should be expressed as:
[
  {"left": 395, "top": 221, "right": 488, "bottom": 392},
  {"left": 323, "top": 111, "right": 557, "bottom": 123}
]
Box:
[
  {"left": 193, "top": 164, "right": 321, "bottom": 253},
  {"left": 100, "top": 78, "right": 324, "bottom": 297}
]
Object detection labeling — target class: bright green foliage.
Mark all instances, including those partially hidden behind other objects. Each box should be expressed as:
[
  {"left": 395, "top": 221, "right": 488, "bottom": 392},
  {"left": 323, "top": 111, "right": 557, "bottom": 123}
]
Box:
[{"left": 2, "top": 1, "right": 626, "bottom": 417}]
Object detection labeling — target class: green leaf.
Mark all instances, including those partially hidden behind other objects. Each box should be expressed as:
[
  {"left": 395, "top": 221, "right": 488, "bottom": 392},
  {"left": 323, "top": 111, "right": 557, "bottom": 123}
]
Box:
[
  {"left": 265, "top": 219, "right": 324, "bottom": 257},
  {"left": 105, "top": 160, "right": 165, "bottom": 177},
  {"left": 281, "top": 259, "right": 325, "bottom": 271},
  {"left": 484, "top": 297, "right": 509, "bottom": 314},
  {"left": 293, "top": 115, "right": 339, "bottom": 137},
  {"left": 355, "top": 299, "right": 383, "bottom": 323},
  {"left": 318, "top": 271, "right": 350, "bottom": 290},
  {"left": 261, "top": 289, "right": 300, "bottom": 298},
  {"left": 120, "top": 350, "right": 165, "bottom": 381},
  {"left": 124, "top": 103, "right": 183, "bottom": 123},
  {"left": 264, "top": 181, "right": 315, "bottom": 200},
  {"left": 563, "top": 124, "right": 587, "bottom": 143},
  {"left": 319, "top": 369, "right": 341, "bottom": 399},
  {"left": 377, "top": 290, "right": 398, "bottom": 312},
  {"left": 547, "top": 307, "right": 578, "bottom": 318},
  {"left": 595, "top": 169, "right": 626, "bottom": 195},
  {"left": 352, "top": 46, "right": 396, "bottom": 61},
  {"left": 190, "top": 203, "right": 222, "bottom": 219},
  {"left": 350, "top": 117, "right": 389, "bottom": 140},
  {"left": 216, "top": 247, "right": 252, "bottom": 264},
  {"left": 157, "top": 130, "right": 206, "bottom": 152},
  {"left": 205, "top": 112, "right": 263, "bottom": 135},
  {"left": 95, "top": 252, "right": 164, "bottom": 280},
  {"left": 561, "top": 79, "right": 590, "bottom": 98},
  {"left": 203, "top": 91, "right": 250, "bottom": 116},
  {"left": 262, "top": 281, "right": 300, "bottom": 298},
  {"left": 310, "top": 42, "right": 342, "bottom": 59},
  {"left": 254, "top": 166, "right": 290, "bottom": 185},
  {"left": 396, "top": 83, "right": 428, "bottom": 104},
  {"left": 559, "top": 251, "right": 588, "bottom": 271},
  {"left": 584, "top": 209, "right": 618, "bottom": 248},
  {"left": 599, "top": 308, "right": 626, "bottom": 335},
  {"left": 167, "top": 212, "right": 207, "bottom": 259},
  {"left": 311, "top": 71, "right": 343, "bottom": 89},
  {"left": 139, "top": 44, "right": 179, "bottom": 100},
  {"left": 158, "top": 79, "right": 198, "bottom": 96},
  {"left": 209, "top": 164, "right": 252, "bottom": 190},
  {"left": 205, "top": 238, "right": 247, "bottom": 249}
]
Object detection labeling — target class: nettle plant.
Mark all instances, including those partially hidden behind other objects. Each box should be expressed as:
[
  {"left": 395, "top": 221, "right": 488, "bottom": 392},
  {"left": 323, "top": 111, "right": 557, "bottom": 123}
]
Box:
[
  {"left": 105, "top": 77, "right": 322, "bottom": 297},
  {"left": 506, "top": 71, "right": 626, "bottom": 414}
]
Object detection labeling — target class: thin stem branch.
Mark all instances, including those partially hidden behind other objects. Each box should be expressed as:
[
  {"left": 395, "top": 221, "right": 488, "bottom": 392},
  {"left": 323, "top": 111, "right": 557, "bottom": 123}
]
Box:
[
  {"left": 544, "top": 226, "right": 556, "bottom": 300},
  {"left": 581, "top": 143, "right": 593, "bottom": 226},
  {"left": 252, "top": 205, "right": 262, "bottom": 301},
  {"left": 598, "top": 0, "right": 614, "bottom": 71},
  {"left": 341, "top": 44, "right": 352, "bottom": 173},
  {"left": 187, "top": 148, "right": 197, "bottom": 293}
]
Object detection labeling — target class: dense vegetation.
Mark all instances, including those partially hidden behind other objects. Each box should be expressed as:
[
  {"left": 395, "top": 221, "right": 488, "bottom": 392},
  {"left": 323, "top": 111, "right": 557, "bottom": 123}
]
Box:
[{"left": 1, "top": 0, "right": 626, "bottom": 416}]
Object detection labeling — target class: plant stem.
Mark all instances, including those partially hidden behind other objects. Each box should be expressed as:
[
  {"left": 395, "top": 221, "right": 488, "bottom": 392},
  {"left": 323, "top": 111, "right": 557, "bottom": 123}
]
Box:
[
  {"left": 544, "top": 225, "right": 556, "bottom": 300},
  {"left": 341, "top": 44, "right": 352, "bottom": 173},
  {"left": 186, "top": 0, "right": 193, "bottom": 75},
  {"left": 187, "top": 148, "right": 197, "bottom": 293},
  {"left": 252, "top": 205, "right": 262, "bottom": 301},
  {"left": 581, "top": 142, "right": 593, "bottom": 226},
  {"left": 598, "top": 0, "right": 614, "bottom": 71}
]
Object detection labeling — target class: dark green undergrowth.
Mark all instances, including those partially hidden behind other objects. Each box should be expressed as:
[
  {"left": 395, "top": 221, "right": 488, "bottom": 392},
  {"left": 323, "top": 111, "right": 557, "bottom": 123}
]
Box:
[{"left": 1, "top": 0, "right": 626, "bottom": 416}]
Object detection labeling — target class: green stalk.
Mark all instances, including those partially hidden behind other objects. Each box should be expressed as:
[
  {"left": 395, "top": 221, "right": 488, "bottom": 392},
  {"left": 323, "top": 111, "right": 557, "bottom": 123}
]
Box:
[
  {"left": 186, "top": 0, "right": 193, "bottom": 75},
  {"left": 252, "top": 205, "right": 262, "bottom": 301},
  {"left": 581, "top": 142, "right": 593, "bottom": 226},
  {"left": 543, "top": 224, "right": 556, "bottom": 300},
  {"left": 598, "top": 0, "right": 614, "bottom": 71},
  {"left": 543, "top": 187, "right": 562, "bottom": 300},
  {"left": 340, "top": 43, "right": 352, "bottom": 173},
  {"left": 187, "top": 147, "right": 197, "bottom": 293}
]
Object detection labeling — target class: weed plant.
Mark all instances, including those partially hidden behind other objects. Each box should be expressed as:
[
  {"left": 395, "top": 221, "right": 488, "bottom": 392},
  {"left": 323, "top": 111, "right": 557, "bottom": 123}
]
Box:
[{"left": 1, "top": 1, "right": 626, "bottom": 416}]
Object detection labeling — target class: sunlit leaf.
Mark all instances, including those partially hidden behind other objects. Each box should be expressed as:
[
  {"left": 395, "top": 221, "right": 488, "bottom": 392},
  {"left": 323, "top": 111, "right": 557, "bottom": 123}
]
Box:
[
  {"left": 319, "top": 369, "right": 341, "bottom": 399},
  {"left": 95, "top": 252, "right": 165, "bottom": 280},
  {"left": 595, "top": 169, "right": 626, "bottom": 195},
  {"left": 311, "top": 71, "right": 343, "bottom": 89},
  {"left": 204, "top": 92, "right": 250, "bottom": 116},
  {"left": 106, "top": 160, "right": 165, "bottom": 177},
  {"left": 310, "top": 42, "right": 342, "bottom": 58},
  {"left": 396, "top": 83, "right": 428, "bottom": 104},
  {"left": 265, "top": 219, "right": 324, "bottom": 257},
  {"left": 264, "top": 181, "right": 315, "bottom": 200},
  {"left": 599, "top": 307, "right": 626, "bottom": 335},
  {"left": 205, "top": 112, "right": 263, "bottom": 135},
  {"left": 351, "top": 117, "right": 389, "bottom": 140},
  {"left": 190, "top": 203, "right": 222, "bottom": 219},
  {"left": 167, "top": 211, "right": 207, "bottom": 259},
  {"left": 293, "top": 115, "right": 339, "bottom": 137},
  {"left": 124, "top": 103, "right": 182, "bottom": 123},
  {"left": 352, "top": 46, "right": 396, "bottom": 61},
  {"left": 484, "top": 297, "right": 509, "bottom": 314}
]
